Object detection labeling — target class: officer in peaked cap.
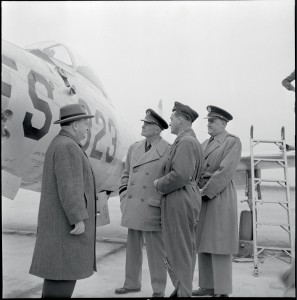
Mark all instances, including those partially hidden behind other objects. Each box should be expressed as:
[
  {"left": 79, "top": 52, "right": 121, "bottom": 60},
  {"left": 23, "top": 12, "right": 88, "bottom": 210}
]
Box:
[
  {"left": 141, "top": 108, "right": 169, "bottom": 130},
  {"left": 153, "top": 101, "right": 204, "bottom": 297},
  {"left": 193, "top": 105, "right": 242, "bottom": 297},
  {"left": 204, "top": 105, "right": 233, "bottom": 122},
  {"left": 173, "top": 101, "right": 199, "bottom": 122},
  {"left": 115, "top": 108, "right": 170, "bottom": 297}
]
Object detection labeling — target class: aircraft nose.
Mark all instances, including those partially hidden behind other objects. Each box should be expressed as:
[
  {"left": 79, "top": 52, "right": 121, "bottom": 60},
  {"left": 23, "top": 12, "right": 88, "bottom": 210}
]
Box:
[{"left": 1, "top": 109, "right": 13, "bottom": 138}]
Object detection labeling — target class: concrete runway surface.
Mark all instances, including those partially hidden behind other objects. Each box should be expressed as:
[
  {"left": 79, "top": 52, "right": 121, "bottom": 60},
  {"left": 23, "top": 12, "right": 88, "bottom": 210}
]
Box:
[{"left": 2, "top": 187, "right": 295, "bottom": 298}]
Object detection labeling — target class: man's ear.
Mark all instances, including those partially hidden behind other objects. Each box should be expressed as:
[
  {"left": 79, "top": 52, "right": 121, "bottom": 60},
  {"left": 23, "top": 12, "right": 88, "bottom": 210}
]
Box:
[{"left": 72, "top": 121, "right": 78, "bottom": 131}]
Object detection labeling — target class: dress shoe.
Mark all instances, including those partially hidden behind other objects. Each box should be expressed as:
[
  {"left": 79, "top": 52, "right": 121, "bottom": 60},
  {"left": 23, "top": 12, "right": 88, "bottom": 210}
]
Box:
[
  {"left": 114, "top": 287, "right": 141, "bottom": 294},
  {"left": 214, "top": 294, "right": 229, "bottom": 297},
  {"left": 152, "top": 292, "right": 165, "bottom": 297},
  {"left": 192, "top": 288, "right": 215, "bottom": 296}
]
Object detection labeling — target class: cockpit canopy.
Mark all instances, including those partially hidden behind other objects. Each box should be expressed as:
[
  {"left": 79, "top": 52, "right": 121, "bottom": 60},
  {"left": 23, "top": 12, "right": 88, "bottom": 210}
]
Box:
[{"left": 25, "top": 41, "right": 107, "bottom": 97}]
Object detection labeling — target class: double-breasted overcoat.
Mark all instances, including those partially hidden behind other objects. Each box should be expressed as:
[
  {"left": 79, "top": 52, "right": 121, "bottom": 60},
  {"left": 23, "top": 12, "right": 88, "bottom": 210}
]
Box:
[
  {"left": 196, "top": 129, "right": 242, "bottom": 254},
  {"left": 156, "top": 128, "right": 204, "bottom": 297},
  {"left": 29, "top": 129, "right": 97, "bottom": 280},
  {"left": 120, "top": 138, "right": 170, "bottom": 231}
]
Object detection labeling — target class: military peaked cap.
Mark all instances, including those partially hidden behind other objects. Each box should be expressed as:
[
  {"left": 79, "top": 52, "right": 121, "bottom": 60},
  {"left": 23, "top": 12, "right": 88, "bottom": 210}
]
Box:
[
  {"left": 172, "top": 101, "right": 199, "bottom": 122},
  {"left": 141, "top": 108, "right": 168, "bottom": 130},
  {"left": 204, "top": 105, "right": 233, "bottom": 122}
]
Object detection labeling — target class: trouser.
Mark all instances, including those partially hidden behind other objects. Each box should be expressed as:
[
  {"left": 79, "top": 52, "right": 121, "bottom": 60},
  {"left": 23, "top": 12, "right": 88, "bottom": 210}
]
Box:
[
  {"left": 198, "top": 253, "right": 232, "bottom": 295},
  {"left": 123, "top": 228, "right": 167, "bottom": 293},
  {"left": 41, "top": 279, "right": 76, "bottom": 298},
  {"left": 162, "top": 195, "right": 199, "bottom": 297}
]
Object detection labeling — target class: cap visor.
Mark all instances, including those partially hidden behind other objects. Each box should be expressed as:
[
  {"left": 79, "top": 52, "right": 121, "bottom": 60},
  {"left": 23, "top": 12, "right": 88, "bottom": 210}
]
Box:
[{"left": 141, "top": 119, "right": 156, "bottom": 124}]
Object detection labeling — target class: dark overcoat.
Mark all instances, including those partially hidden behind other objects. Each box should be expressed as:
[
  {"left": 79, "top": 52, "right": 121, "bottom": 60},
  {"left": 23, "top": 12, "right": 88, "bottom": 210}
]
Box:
[
  {"left": 120, "top": 138, "right": 170, "bottom": 231},
  {"left": 29, "top": 129, "right": 97, "bottom": 280},
  {"left": 196, "top": 130, "right": 242, "bottom": 254},
  {"left": 156, "top": 128, "right": 204, "bottom": 297}
]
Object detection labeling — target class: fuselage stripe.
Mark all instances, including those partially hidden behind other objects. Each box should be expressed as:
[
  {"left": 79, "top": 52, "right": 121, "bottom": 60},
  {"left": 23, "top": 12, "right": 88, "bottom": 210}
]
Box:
[
  {"left": 2, "top": 55, "right": 18, "bottom": 71},
  {"left": 1, "top": 81, "right": 12, "bottom": 98}
]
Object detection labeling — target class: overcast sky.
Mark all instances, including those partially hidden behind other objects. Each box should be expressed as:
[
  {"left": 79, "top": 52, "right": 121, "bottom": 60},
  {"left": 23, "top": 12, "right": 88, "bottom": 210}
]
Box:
[{"left": 2, "top": 0, "right": 295, "bottom": 152}]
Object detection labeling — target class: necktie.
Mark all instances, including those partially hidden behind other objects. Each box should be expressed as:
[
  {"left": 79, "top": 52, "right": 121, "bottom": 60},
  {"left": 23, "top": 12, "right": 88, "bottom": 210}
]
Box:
[
  {"left": 145, "top": 142, "right": 151, "bottom": 153},
  {"left": 205, "top": 137, "right": 214, "bottom": 152},
  {"left": 208, "top": 137, "right": 214, "bottom": 145}
]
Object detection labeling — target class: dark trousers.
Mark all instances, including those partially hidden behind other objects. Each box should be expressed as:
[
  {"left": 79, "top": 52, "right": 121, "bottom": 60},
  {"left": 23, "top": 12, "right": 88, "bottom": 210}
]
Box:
[
  {"left": 124, "top": 229, "right": 167, "bottom": 293},
  {"left": 198, "top": 253, "right": 232, "bottom": 295},
  {"left": 41, "top": 279, "right": 76, "bottom": 298}
]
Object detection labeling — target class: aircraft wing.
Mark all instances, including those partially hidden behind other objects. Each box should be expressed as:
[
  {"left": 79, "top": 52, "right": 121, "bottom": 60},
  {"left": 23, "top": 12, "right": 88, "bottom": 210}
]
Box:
[
  {"left": 235, "top": 151, "right": 295, "bottom": 187},
  {"left": 237, "top": 151, "right": 295, "bottom": 171}
]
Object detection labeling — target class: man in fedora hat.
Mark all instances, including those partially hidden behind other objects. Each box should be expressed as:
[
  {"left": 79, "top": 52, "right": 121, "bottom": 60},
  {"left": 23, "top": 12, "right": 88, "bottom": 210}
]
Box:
[
  {"left": 154, "top": 102, "right": 204, "bottom": 297},
  {"left": 193, "top": 105, "right": 242, "bottom": 297},
  {"left": 29, "top": 103, "right": 96, "bottom": 298},
  {"left": 115, "top": 109, "right": 170, "bottom": 298}
]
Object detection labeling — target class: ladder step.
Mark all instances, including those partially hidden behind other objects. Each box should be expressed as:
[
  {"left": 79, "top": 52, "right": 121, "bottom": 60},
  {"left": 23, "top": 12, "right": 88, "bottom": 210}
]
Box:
[
  {"left": 254, "top": 178, "right": 287, "bottom": 183},
  {"left": 255, "top": 200, "right": 289, "bottom": 204},
  {"left": 252, "top": 139, "right": 283, "bottom": 143},
  {"left": 253, "top": 158, "right": 285, "bottom": 162},
  {"left": 256, "top": 222, "right": 291, "bottom": 226},
  {"left": 255, "top": 245, "right": 292, "bottom": 251}
]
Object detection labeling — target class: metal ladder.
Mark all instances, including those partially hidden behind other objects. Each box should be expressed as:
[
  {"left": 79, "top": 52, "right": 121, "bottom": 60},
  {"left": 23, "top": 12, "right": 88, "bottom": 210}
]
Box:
[{"left": 250, "top": 126, "right": 295, "bottom": 277}]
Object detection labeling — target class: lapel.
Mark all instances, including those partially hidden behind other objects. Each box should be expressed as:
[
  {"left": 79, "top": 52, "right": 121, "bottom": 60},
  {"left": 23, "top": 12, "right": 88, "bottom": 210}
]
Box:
[
  {"left": 133, "top": 138, "right": 168, "bottom": 167},
  {"left": 204, "top": 130, "right": 228, "bottom": 158}
]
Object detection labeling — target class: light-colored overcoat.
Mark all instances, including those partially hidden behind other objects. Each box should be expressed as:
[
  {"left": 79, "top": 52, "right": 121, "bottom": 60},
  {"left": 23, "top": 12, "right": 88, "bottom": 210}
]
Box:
[
  {"left": 196, "top": 129, "right": 242, "bottom": 254},
  {"left": 29, "top": 129, "right": 97, "bottom": 280},
  {"left": 120, "top": 137, "right": 170, "bottom": 231},
  {"left": 156, "top": 128, "right": 204, "bottom": 297}
]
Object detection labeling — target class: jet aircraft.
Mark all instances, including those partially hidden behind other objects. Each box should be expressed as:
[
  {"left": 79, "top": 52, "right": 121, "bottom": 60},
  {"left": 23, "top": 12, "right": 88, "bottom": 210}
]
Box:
[
  {"left": 2, "top": 39, "right": 295, "bottom": 209},
  {"left": 2, "top": 39, "right": 138, "bottom": 202}
]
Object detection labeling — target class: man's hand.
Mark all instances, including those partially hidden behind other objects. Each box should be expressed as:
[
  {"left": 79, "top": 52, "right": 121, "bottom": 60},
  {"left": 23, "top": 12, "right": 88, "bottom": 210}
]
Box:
[
  {"left": 153, "top": 179, "right": 158, "bottom": 188},
  {"left": 70, "top": 220, "right": 85, "bottom": 235},
  {"left": 279, "top": 144, "right": 295, "bottom": 151}
]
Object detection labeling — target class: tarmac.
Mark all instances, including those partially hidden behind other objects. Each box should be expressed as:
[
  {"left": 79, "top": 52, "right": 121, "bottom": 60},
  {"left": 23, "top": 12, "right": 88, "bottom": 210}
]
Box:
[{"left": 2, "top": 188, "right": 296, "bottom": 298}]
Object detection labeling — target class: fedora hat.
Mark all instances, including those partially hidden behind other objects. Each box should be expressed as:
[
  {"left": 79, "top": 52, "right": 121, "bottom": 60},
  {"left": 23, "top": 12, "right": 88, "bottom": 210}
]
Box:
[{"left": 54, "top": 103, "right": 94, "bottom": 124}]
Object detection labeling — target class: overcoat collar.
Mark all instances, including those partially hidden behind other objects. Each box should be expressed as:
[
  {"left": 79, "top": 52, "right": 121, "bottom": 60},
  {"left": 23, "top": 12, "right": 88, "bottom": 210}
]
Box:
[
  {"left": 58, "top": 129, "right": 95, "bottom": 178},
  {"left": 172, "top": 128, "right": 197, "bottom": 146},
  {"left": 133, "top": 137, "right": 168, "bottom": 167},
  {"left": 204, "top": 130, "right": 229, "bottom": 158},
  {"left": 58, "top": 129, "right": 82, "bottom": 147}
]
